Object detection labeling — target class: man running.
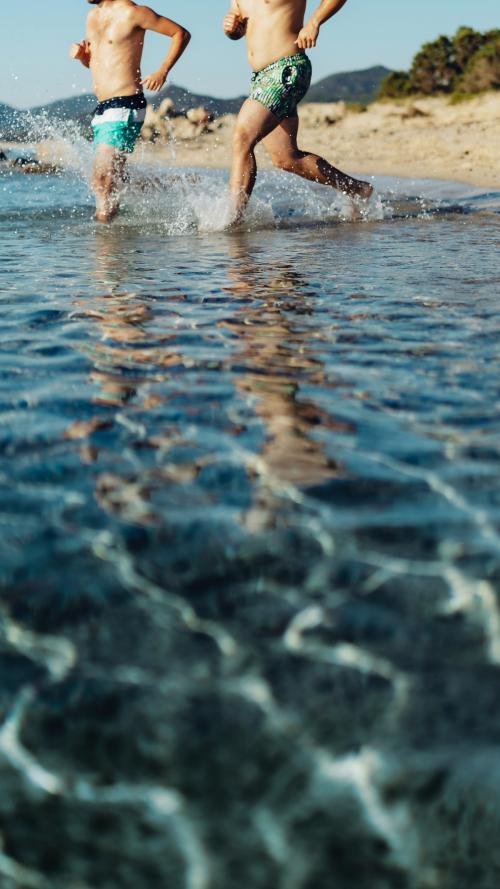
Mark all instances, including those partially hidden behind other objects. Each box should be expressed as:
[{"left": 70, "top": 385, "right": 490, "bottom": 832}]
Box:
[
  {"left": 223, "top": 0, "right": 373, "bottom": 220},
  {"left": 71, "top": 0, "right": 190, "bottom": 222}
]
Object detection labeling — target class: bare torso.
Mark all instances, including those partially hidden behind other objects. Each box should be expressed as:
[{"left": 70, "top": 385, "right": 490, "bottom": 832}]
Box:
[
  {"left": 237, "top": 0, "right": 307, "bottom": 70},
  {"left": 87, "top": 0, "right": 145, "bottom": 101}
]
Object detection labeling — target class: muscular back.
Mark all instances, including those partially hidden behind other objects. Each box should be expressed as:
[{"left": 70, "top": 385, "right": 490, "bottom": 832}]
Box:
[
  {"left": 236, "top": 0, "right": 307, "bottom": 70},
  {"left": 87, "top": 0, "right": 145, "bottom": 101}
]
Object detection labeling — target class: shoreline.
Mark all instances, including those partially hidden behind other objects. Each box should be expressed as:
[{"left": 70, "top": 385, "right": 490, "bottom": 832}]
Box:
[
  {"left": 133, "top": 147, "right": 495, "bottom": 192},
  {"left": 143, "top": 92, "right": 499, "bottom": 191},
  {"left": 2, "top": 91, "right": 499, "bottom": 192}
]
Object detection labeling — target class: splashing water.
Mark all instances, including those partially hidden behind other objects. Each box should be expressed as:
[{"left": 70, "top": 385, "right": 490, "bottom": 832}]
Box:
[{"left": 3, "top": 111, "right": 490, "bottom": 233}]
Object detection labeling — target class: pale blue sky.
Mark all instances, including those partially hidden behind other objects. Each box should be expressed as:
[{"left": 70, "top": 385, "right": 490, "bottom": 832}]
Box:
[{"left": 1, "top": 0, "right": 498, "bottom": 108}]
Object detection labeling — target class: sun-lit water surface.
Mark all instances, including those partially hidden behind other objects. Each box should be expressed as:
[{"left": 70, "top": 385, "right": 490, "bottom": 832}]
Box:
[{"left": 1, "top": 165, "right": 500, "bottom": 888}]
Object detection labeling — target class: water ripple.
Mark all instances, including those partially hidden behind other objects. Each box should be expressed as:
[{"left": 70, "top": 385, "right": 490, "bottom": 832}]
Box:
[{"left": 0, "top": 172, "right": 500, "bottom": 887}]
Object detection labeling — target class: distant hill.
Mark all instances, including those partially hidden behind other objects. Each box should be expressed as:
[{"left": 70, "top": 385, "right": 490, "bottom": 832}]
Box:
[
  {"left": 306, "top": 66, "right": 392, "bottom": 103},
  {"left": 27, "top": 85, "right": 246, "bottom": 123},
  {"left": 153, "top": 85, "right": 246, "bottom": 116},
  {"left": 0, "top": 102, "right": 15, "bottom": 123},
  {"left": 28, "top": 85, "right": 245, "bottom": 128},
  {"left": 0, "top": 102, "right": 28, "bottom": 140},
  {"left": 30, "top": 94, "right": 97, "bottom": 123},
  {"left": 0, "top": 66, "right": 393, "bottom": 141},
  {"left": 0, "top": 87, "right": 246, "bottom": 140}
]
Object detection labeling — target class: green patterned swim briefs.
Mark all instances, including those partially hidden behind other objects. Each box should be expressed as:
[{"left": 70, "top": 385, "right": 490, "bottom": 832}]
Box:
[{"left": 249, "top": 53, "right": 312, "bottom": 121}]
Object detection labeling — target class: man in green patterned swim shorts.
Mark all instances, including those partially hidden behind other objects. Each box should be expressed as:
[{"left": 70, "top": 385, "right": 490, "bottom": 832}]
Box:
[
  {"left": 223, "top": 0, "right": 373, "bottom": 221},
  {"left": 250, "top": 53, "right": 313, "bottom": 123}
]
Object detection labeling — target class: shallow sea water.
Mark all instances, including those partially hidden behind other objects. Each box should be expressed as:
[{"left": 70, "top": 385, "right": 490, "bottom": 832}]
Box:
[{"left": 1, "top": 163, "right": 500, "bottom": 888}]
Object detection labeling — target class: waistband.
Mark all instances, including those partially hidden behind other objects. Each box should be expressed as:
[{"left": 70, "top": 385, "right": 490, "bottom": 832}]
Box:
[
  {"left": 252, "top": 53, "right": 309, "bottom": 78},
  {"left": 94, "top": 93, "right": 147, "bottom": 116}
]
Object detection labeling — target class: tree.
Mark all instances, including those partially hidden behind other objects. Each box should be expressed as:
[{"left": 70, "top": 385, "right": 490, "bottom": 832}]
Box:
[
  {"left": 459, "top": 30, "right": 500, "bottom": 92},
  {"left": 409, "top": 36, "right": 459, "bottom": 94},
  {"left": 452, "top": 27, "right": 485, "bottom": 70},
  {"left": 377, "top": 27, "right": 500, "bottom": 100},
  {"left": 378, "top": 71, "right": 411, "bottom": 99}
]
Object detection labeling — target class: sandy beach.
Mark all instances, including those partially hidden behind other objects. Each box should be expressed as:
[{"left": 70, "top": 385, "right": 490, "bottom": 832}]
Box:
[
  {"left": 134, "top": 91, "right": 500, "bottom": 189},
  {"left": 3, "top": 91, "right": 499, "bottom": 190}
]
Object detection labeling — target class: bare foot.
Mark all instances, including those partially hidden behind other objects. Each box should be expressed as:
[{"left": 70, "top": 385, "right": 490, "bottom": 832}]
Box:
[
  {"left": 347, "top": 200, "right": 363, "bottom": 222},
  {"left": 353, "top": 179, "right": 374, "bottom": 200},
  {"left": 345, "top": 177, "right": 374, "bottom": 220},
  {"left": 225, "top": 214, "right": 244, "bottom": 231},
  {"left": 95, "top": 207, "right": 119, "bottom": 224},
  {"left": 347, "top": 188, "right": 374, "bottom": 221},
  {"left": 223, "top": 195, "right": 246, "bottom": 230}
]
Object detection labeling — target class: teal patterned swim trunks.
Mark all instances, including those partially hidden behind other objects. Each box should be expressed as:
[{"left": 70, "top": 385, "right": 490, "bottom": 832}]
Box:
[
  {"left": 92, "top": 93, "right": 146, "bottom": 154},
  {"left": 249, "top": 53, "right": 312, "bottom": 121}
]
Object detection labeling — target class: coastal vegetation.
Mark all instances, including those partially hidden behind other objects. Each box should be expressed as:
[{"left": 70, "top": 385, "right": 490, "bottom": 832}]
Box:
[{"left": 379, "top": 27, "right": 500, "bottom": 99}]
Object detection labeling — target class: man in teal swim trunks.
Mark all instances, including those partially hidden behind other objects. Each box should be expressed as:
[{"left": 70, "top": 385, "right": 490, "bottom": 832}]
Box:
[
  {"left": 223, "top": 0, "right": 373, "bottom": 221},
  {"left": 71, "top": 0, "right": 190, "bottom": 222}
]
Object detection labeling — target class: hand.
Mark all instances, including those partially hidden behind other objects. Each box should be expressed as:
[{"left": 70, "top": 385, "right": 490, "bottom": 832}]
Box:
[
  {"left": 295, "top": 20, "right": 320, "bottom": 49},
  {"left": 223, "top": 14, "right": 246, "bottom": 39},
  {"left": 141, "top": 70, "right": 168, "bottom": 92},
  {"left": 70, "top": 41, "right": 89, "bottom": 61}
]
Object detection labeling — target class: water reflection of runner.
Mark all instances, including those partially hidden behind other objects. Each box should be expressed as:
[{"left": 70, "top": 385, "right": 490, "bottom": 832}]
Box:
[
  {"left": 67, "top": 229, "right": 185, "bottom": 522},
  {"left": 68, "top": 232, "right": 345, "bottom": 530},
  {"left": 221, "top": 235, "right": 346, "bottom": 528},
  {"left": 70, "top": 228, "right": 180, "bottom": 413}
]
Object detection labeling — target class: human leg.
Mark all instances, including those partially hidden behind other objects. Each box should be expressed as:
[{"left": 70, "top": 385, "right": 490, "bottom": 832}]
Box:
[
  {"left": 263, "top": 115, "right": 373, "bottom": 200},
  {"left": 229, "top": 99, "right": 281, "bottom": 221},
  {"left": 91, "top": 97, "right": 145, "bottom": 223},
  {"left": 92, "top": 145, "right": 127, "bottom": 224}
]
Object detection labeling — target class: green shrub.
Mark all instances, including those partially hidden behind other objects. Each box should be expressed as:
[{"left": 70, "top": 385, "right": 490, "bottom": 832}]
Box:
[
  {"left": 452, "top": 27, "right": 486, "bottom": 70},
  {"left": 448, "top": 91, "right": 479, "bottom": 105},
  {"left": 409, "top": 35, "right": 458, "bottom": 94},
  {"left": 459, "top": 30, "right": 500, "bottom": 92},
  {"left": 377, "top": 26, "right": 500, "bottom": 99},
  {"left": 378, "top": 71, "right": 411, "bottom": 99},
  {"left": 345, "top": 102, "right": 368, "bottom": 113}
]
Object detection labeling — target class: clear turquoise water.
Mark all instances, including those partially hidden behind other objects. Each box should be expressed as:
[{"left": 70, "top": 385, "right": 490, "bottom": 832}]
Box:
[{"left": 1, "top": 166, "right": 500, "bottom": 888}]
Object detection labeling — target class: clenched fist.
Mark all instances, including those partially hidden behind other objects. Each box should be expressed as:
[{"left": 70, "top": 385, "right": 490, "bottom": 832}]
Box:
[{"left": 223, "top": 14, "right": 247, "bottom": 40}]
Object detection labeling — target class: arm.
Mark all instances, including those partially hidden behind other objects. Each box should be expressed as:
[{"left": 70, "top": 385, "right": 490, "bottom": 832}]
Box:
[
  {"left": 223, "top": 0, "right": 247, "bottom": 41},
  {"left": 69, "top": 40, "right": 91, "bottom": 68},
  {"left": 135, "top": 6, "right": 191, "bottom": 92},
  {"left": 296, "top": 0, "right": 348, "bottom": 50}
]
